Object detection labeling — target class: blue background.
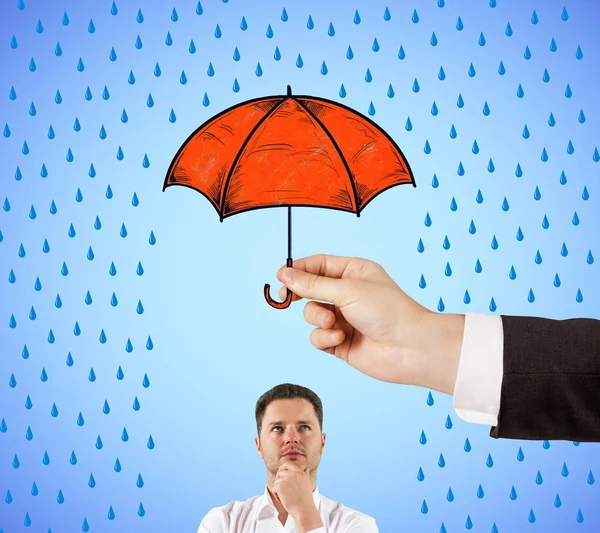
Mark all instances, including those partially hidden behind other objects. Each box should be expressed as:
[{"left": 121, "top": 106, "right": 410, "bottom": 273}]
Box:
[{"left": 1, "top": 0, "right": 599, "bottom": 531}]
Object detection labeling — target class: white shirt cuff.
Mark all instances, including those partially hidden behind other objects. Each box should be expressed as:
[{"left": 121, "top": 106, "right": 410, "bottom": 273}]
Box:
[{"left": 453, "top": 312, "right": 503, "bottom": 426}]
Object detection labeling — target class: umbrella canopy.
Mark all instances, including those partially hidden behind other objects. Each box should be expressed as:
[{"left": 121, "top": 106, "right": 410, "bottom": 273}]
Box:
[
  {"left": 164, "top": 86, "right": 415, "bottom": 220},
  {"left": 163, "top": 86, "right": 415, "bottom": 308}
]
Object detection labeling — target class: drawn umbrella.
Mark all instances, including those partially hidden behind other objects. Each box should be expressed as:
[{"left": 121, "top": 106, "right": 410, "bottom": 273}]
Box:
[{"left": 163, "top": 86, "right": 415, "bottom": 309}]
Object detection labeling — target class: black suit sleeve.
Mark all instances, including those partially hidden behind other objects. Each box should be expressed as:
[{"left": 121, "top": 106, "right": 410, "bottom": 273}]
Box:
[{"left": 490, "top": 315, "right": 600, "bottom": 441}]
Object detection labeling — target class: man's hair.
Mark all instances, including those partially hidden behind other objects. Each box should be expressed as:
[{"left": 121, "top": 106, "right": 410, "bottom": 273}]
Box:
[{"left": 255, "top": 383, "right": 323, "bottom": 436}]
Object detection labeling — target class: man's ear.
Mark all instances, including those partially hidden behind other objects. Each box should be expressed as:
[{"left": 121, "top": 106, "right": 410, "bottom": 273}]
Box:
[
  {"left": 255, "top": 436, "right": 263, "bottom": 458},
  {"left": 321, "top": 433, "right": 326, "bottom": 451}
]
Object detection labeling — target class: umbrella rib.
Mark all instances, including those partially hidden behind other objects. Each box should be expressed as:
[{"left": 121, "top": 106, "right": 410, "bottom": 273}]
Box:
[
  {"left": 294, "top": 99, "right": 360, "bottom": 215},
  {"left": 219, "top": 98, "right": 287, "bottom": 220}
]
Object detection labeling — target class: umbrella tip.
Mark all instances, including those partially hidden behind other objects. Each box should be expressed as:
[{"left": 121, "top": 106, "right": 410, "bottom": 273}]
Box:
[{"left": 287, "top": 85, "right": 292, "bottom": 96}]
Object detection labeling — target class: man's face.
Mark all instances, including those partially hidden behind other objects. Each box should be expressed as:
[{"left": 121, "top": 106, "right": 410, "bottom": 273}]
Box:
[{"left": 255, "top": 398, "right": 326, "bottom": 477}]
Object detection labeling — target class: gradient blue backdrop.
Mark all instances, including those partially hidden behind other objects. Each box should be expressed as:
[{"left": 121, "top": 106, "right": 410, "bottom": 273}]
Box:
[{"left": 1, "top": 0, "right": 599, "bottom": 531}]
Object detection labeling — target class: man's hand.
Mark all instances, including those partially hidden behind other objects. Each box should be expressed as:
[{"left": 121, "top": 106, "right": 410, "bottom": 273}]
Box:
[
  {"left": 273, "top": 463, "right": 323, "bottom": 532},
  {"left": 277, "top": 254, "right": 465, "bottom": 395}
]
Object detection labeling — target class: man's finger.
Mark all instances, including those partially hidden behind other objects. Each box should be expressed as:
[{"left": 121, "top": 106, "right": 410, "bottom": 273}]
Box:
[
  {"left": 277, "top": 255, "right": 356, "bottom": 281},
  {"left": 309, "top": 327, "right": 346, "bottom": 351},
  {"left": 278, "top": 268, "right": 353, "bottom": 304},
  {"left": 303, "top": 301, "right": 336, "bottom": 328}
]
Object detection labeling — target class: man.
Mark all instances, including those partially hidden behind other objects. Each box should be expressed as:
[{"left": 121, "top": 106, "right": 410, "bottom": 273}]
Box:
[
  {"left": 273, "top": 254, "right": 600, "bottom": 442},
  {"left": 199, "top": 383, "right": 378, "bottom": 533}
]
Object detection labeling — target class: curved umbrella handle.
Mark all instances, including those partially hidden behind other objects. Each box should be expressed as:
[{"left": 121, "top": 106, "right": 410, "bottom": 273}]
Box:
[{"left": 264, "top": 258, "right": 293, "bottom": 309}]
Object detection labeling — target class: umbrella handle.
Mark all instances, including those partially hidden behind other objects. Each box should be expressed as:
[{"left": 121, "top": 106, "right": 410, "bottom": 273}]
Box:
[{"left": 264, "top": 258, "right": 293, "bottom": 309}]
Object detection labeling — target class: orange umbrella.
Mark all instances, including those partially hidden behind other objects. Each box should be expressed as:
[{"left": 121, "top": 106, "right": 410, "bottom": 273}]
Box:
[{"left": 163, "top": 86, "right": 415, "bottom": 309}]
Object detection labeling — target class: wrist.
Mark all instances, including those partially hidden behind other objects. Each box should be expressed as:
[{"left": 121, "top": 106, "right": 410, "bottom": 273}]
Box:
[
  {"left": 291, "top": 504, "right": 322, "bottom": 533},
  {"left": 409, "top": 312, "right": 465, "bottom": 395}
]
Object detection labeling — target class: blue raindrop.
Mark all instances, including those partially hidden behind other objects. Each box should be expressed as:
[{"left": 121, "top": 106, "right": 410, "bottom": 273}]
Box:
[
  {"left": 517, "top": 84, "right": 524, "bottom": 98},
  {"left": 510, "top": 486, "right": 517, "bottom": 500},
  {"left": 479, "top": 32, "right": 486, "bottom": 46},
  {"left": 531, "top": 10, "right": 539, "bottom": 24},
  {"left": 475, "top": 259, "right": 482, "bottom": 273},
  {"left": 536, "top": 470, "right": 543, "bottom": 484},
  {"left": 241, "top": 16, "right": 248, "bottom": 30},
  {"left": 136, "top": 8, "right": 144, "bottom": 22},
  {"left": 149, "top": 231, "right": 156, "bottom": 245},
  {"left": 417, "top": 239, "right": 424, "bottom": 253},
  {"left": 427, "top": 392, "right": 434, "bottom": 406},
  {"left": 256, "top": 63, "right": 263, "bottom": 77},
  {"left": 398, "top": 46, "right": 405, "bottom": 60},
  {"left": 9, "top": 373, "right": 17, "bottom": 387},
  {"left": 543, "top": 68, "right": 550, "bottom": 83},
  {"left": 445, "top": 262, "right": 452, "bottom": 276},
  {"left": 424, "top": 213, "right": 431, "bottom": 227},
  {"left": 368, "top": 102, "right": 375, "bottom": 116},
  {"left": 524, "top": 46, "right": 531, "bottom": 60},
  {"left": 468, "top": 63, "right": 476, "bottom": 77},
  {"left": 445, "top": 415, "right": 452, "bottom": 429},
  {"left": 498, "top": 61, "right": 506, "bottom": 75},
  {"left": 424, "top": 140, "right": 431, "bottom": 154},
  {"left": 477, "top": 485, "right": 484, "bottom": 498},
  {"left": 134, "top": 396, "right": 141, "bottom": 410},
  {"left": 438, "top": 66, "right": 445, "bottom": 80},
  {"left": 19, "top": 243, "right": 26, "bottom": 257},
  {"left": 146, "top": 336, "right": 153, "bottom": 350},
  {"left": 483, "top": 101, "right": 490, "bottom": 115},
  {"left": 576, "top": 288, "right": 584, "bottom": 303},
  {"left": 432, "top": 174, "right": 439, "bottom": 188},
  {"left": 421, "top": 500, "right": 428, "bottom": 514},
  {"left": 464, "top": 438, "right": 471, "bottom": 452},
  {"left": 528, "top": 509, "right": 536, "bottom": 523},
  {"left": 457, "top": 94, "right": 464, "bottom": 108},
  {"left": 372, "top": 38, "right": 380, "bottom": 52},
  {"left": 328, "top": 22, "right": 335, "bottom": 36},
  {"left": 89, "top": 368, "right": 96, "bottom": 382},
  {"left": 148, "top": 435, "right": 155, "bottom": 449},
  {"left": 412, "top": 9, "right": 419, "bottom": 23},
  {"left": 214, "top": 24, "right": 222, "bottom": 38},
  {"left": 431, "top": 32, "right": 438, "bottom": 46},
  {"left": 456, "top": 17, "right": 463, "bottom": 31},
  {"left": 274, "top": 47, "right": 281, "bottom": 61},
  {"left": 576, "top": 46, "right": 583, "bottom": 60},
  {"left": 509, "top": 266, "right": 517, "bottom": 280},
  {"left": 412, "top": 78, "right": 420, "bottom": 92},
  {"left": 203, "top": 93, "right": 210, "bottom": 107},
  {"left": 266, "top": 24, "right": 274, "bottom": 38},
  {"left": 438, "top": 454, "right": 446, "bottom": 467},
  {"left": 103, "top": 400, "right": 110, "bottom": 414},
  {"left": 154, "top": 63, "right": 161, "bottom": 76},
  {"left": 137, "top": 474, "right": 145, "bottom": 487},
  {"left": 419, "top": 430, "right": 427, "bottom": 445},
  {"left": 353, "top": 10, "right": 361, "bottom": 24},
  {"left": 438, "top": 298, "right": 445, "bottom": 312},
  {"left": 572, "top": 211, "right": 579, "bottom": 225},
  {"left": 587, "top": 471, "right": 595, "bottom": 485},
  {"left": 139, "top": 502, "right": 146, "bottom": 516},
  {"left": 528, "top": 289, "right": 535, "bottom": 303},
  {"left": 339, "top": 84, "right": 346, "bottom": 98}
]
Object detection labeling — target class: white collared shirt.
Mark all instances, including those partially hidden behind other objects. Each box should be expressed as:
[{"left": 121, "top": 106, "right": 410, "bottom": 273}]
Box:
[
  {"left": 453, "top": 313, "right": 504, "bottom": 426},
  {"left": 198, "top": 485, "right": 378, "bottom": 533}
]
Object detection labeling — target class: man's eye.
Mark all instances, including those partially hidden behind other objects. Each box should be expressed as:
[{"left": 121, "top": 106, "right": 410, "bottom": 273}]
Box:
[
  {"left": 301, "top": 425, "right": 311, "bottom": 431},
  {"left": 272, "top": 426, "right": 282, "bottom": 432}
]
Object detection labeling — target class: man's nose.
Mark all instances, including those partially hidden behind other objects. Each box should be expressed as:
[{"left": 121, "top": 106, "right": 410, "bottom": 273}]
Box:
[{"left": 284, "top": 427, "right": 300, "bottom": 443}]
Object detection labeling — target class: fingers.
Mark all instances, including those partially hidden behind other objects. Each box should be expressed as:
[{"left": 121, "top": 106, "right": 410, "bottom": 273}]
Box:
[
  {"left": 309, "top": 327, "right": 346, "bottom": 353},
  {"left": 277, "top": 267, "right": 354, "bottom": 304},
  {"left": 303, "top": 301, "right": 336, "bottom": 329},
  {"left": 277, "top": 254, "right": 356, "bottom": 280}
]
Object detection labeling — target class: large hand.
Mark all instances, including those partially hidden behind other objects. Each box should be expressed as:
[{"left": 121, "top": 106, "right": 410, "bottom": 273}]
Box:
[
  {"left": 277, "top": 254, "right": 464, "bottom": 394},
  {"left": 272, "top": 463, "right": 322, "bottom": 532}
]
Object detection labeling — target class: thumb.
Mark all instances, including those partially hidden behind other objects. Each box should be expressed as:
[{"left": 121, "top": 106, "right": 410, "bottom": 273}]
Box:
[{"left": 281, "top": 268, "right": 350, "bottom": 304}]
